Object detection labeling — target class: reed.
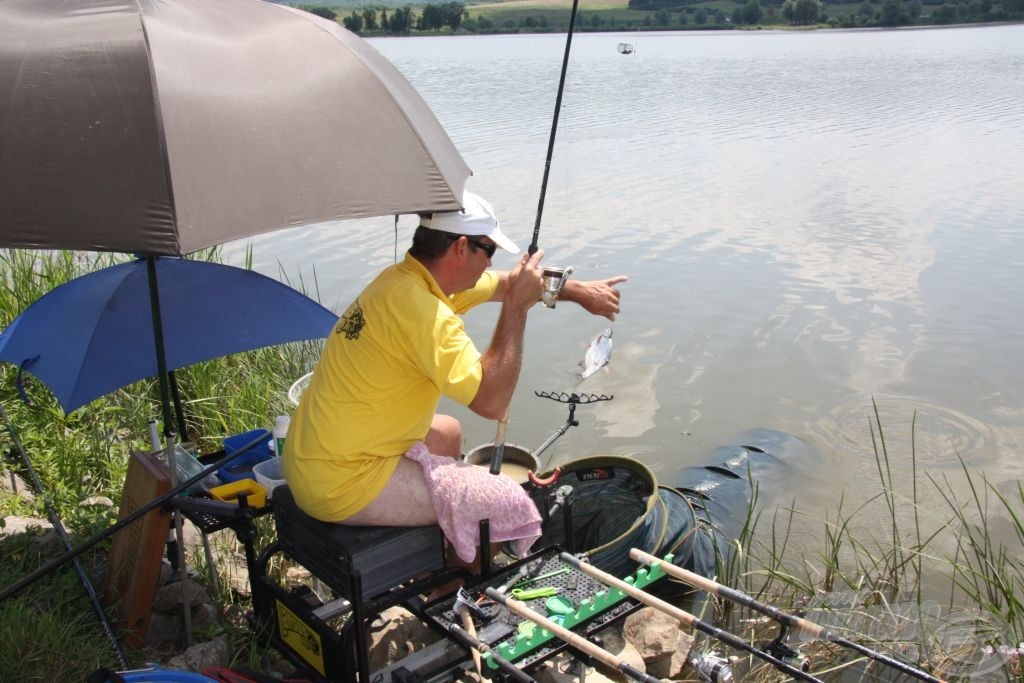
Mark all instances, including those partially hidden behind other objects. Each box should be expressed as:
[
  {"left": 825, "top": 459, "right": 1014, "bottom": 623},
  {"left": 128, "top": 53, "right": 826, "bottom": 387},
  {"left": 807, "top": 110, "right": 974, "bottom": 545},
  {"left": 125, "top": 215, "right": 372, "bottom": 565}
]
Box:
[{"left": 719, "top": 402, "right": 1024, "bottom": 682}]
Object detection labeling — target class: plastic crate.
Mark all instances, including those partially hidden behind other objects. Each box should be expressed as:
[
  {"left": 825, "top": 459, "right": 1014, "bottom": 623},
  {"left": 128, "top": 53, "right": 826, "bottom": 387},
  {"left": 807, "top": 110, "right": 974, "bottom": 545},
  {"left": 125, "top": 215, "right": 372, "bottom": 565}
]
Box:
[{"left": 217, "top": 429, "right": 273, "bottom": 483}]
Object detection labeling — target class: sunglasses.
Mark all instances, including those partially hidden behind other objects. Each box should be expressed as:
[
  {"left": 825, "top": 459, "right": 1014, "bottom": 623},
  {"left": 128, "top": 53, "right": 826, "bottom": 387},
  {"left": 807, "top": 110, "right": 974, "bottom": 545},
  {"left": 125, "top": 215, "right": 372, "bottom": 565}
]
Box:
[{"left": 447, "top": 234, "right": 497, "bottom": 258}]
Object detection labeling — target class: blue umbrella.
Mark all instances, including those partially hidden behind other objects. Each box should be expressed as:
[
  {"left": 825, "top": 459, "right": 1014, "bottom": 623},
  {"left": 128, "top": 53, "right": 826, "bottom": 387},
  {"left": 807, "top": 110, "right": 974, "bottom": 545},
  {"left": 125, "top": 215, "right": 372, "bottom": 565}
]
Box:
[{"left": 0, "top": 256, "right": 337, "bottom": 425}]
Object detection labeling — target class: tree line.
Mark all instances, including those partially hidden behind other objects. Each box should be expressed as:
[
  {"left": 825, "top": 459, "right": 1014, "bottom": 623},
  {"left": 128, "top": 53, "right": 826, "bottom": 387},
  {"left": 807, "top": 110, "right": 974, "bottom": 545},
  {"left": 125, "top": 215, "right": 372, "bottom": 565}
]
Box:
[
  {"left": 300, "top": 0, "right": 1022, "bottom": 32},
  {"left": 299, "top": 3, "right": 468, "bottom": 33}
]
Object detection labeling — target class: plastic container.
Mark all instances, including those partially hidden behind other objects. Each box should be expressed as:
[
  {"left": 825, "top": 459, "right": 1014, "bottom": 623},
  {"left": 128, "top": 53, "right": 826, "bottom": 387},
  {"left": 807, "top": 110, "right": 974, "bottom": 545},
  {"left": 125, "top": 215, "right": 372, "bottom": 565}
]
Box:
[
  {"left": 154, "top": 444, "right": 218, "bottom": 493},
  {"left": 210, "top": 478, "right": 267, "bottom": 508},
  {"left": 218, "top": 429, "right": 273, "bottom": 483},
  {"left": 253, "top": 456, "right": 286, "bottom": 499}
]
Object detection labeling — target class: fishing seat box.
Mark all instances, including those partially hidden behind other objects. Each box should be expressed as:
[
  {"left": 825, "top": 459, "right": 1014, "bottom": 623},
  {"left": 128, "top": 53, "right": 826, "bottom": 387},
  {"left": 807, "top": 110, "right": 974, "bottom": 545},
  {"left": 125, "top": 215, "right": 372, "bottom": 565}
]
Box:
[{"left": 272, "top": 484, "right": 445, "bottom": 600}]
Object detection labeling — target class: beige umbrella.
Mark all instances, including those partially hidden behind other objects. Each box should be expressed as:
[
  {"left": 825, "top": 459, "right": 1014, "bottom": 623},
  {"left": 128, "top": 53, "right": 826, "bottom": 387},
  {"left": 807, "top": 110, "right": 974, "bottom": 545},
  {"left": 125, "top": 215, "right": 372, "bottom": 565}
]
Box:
[{"left": 0, "top": 0, "right": 470, "bottom": 255}]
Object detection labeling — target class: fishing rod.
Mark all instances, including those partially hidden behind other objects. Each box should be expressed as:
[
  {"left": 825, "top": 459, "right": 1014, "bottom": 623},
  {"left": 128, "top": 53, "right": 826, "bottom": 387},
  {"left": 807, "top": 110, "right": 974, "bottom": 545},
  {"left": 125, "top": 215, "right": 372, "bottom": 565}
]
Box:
[
  {"left": 485, "top": 587, "right": 662, "bottom": 683},
  {"left": 630, "top": 549, "right": 948, "bottom": 683},
  {"left": 529, "top": 0, "right": 582, "bottom": 255},
  {"left": 559, "top": 552, "right": 823, "bottom": 683}
]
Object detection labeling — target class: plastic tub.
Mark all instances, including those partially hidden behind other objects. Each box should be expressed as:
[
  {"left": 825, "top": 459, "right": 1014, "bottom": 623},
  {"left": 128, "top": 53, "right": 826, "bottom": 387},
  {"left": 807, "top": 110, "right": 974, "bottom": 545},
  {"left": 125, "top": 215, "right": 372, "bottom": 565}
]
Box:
[
  {"left": 218, "top": 429, "right": 273, "bottom": 483},
  {"left": 252, "top": 456, "right": 286, "bottom": 499}
]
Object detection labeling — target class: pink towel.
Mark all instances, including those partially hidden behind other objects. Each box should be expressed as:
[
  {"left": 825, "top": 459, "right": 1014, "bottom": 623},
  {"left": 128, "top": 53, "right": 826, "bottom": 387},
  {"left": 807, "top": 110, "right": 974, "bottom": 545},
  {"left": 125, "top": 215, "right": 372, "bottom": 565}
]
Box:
[{"left": 405, "top": 442, "right": 542, "bottom": 563}]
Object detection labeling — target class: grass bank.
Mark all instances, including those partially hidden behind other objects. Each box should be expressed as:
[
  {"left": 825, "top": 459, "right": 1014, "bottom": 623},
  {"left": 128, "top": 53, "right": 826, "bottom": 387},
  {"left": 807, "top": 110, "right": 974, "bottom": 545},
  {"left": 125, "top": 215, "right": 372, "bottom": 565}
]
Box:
[{"left": 1, "top": 250, "right": 1022, "bottom": 679}]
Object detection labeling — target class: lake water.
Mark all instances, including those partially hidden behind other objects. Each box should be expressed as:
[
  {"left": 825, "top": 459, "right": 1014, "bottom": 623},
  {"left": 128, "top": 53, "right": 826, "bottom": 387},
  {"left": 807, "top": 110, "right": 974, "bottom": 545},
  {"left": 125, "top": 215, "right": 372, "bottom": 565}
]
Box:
[{"left": 226, "top": 25, "right": 1024, "bottom": 545}]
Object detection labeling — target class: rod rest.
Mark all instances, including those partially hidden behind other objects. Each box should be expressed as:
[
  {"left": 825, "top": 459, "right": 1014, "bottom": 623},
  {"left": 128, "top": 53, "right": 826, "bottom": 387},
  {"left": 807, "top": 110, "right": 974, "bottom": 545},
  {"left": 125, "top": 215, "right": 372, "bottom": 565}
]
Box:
[{"left": 272, "top": 485, "right": 446, "bottom": 600}]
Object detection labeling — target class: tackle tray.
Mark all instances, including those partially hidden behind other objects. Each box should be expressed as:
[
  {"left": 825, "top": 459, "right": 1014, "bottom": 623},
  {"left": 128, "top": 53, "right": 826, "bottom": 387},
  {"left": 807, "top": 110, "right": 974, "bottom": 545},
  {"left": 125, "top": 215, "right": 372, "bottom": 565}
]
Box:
[{"left": 423, "top": 546, "right": 669, "bottom": 674}]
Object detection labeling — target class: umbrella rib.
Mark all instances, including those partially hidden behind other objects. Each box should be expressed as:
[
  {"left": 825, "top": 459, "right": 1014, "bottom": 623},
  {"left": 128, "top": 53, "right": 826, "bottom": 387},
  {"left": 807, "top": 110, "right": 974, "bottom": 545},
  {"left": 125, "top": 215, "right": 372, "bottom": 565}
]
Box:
[{"left": 133, "top": 0, "right": 182, "bottom": 256}]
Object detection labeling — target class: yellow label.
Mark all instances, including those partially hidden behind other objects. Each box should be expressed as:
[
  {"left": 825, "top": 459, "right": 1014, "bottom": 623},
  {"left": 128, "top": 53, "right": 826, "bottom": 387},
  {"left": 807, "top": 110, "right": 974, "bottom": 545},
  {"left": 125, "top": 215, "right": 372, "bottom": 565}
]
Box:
[{"left": 276, "top": 599, "right": 325, "bottom": 675}]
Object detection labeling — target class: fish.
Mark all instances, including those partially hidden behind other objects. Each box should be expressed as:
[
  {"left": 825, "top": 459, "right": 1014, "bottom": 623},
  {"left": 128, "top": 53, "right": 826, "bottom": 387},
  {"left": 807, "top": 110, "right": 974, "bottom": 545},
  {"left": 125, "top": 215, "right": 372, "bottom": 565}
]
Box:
[{"left": 579, "top": 328, "right": 613, "bottom": 380}]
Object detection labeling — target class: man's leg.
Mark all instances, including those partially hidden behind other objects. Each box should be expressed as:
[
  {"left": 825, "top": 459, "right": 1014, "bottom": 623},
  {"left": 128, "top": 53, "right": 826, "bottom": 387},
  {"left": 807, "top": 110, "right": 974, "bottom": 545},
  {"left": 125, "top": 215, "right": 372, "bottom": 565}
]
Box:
[
  {"left": 339, "top": 457, "right": 436, "bottom": 526},
  {"left": 340, "top": 414, "right": 461, "bottom": 525}
]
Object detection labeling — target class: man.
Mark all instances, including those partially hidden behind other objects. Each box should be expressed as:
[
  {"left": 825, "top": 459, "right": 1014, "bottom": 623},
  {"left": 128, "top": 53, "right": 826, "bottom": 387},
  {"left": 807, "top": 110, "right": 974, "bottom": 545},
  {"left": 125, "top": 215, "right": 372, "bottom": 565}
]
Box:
[{"left": 284, "top": 191, "right": 627, "bottom": 548}]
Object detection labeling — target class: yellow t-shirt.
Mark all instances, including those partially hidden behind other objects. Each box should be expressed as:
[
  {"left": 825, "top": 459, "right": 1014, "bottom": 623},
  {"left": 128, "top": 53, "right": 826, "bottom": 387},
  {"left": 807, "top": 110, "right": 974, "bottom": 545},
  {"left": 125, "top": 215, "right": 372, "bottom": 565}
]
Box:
[{"left": 284, "top": 253, "right": 498, "bottom": 522}]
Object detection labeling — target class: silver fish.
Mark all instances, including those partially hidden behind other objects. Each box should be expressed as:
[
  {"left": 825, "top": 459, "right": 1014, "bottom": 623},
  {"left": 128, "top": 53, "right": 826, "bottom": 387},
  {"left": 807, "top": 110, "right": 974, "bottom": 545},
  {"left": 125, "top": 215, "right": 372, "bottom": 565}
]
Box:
[{"left": 580, "top": 328, "right": 613, "bottom": 380}]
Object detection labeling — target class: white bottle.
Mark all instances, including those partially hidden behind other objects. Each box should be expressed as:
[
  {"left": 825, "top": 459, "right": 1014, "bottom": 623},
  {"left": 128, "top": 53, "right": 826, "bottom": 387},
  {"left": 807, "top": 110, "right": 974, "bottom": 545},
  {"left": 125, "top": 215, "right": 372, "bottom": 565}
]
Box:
[{"left": 272, "top": 415, "right": 290, "bottom": 457}]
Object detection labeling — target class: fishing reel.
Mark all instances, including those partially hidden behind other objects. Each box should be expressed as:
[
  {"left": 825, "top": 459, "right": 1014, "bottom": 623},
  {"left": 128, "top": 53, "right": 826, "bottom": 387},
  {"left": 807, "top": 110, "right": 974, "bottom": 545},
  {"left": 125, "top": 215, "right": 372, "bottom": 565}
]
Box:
[
  {"left": 540, "top": 265, "right": 572, "bottom": 308},
  {"left": 762, "top": 622, "right": 811, "bottom": 673},
  {"left": 692, "top": 651, "right": 735, "bottom": 683}
]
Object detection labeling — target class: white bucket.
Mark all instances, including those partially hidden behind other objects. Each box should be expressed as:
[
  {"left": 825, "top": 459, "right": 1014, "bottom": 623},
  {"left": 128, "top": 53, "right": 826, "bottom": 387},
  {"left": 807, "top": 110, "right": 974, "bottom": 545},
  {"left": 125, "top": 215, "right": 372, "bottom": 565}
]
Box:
[{"left": 463, "top": 443, "right": 539, "bottom": 484}]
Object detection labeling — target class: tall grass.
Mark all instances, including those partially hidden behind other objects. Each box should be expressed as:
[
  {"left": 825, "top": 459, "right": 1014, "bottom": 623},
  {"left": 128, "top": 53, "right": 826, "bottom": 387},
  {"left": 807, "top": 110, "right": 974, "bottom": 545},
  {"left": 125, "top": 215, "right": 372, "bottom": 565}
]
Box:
[{"left": 719, "top": 400, "right": 1024, "bottom": 681}]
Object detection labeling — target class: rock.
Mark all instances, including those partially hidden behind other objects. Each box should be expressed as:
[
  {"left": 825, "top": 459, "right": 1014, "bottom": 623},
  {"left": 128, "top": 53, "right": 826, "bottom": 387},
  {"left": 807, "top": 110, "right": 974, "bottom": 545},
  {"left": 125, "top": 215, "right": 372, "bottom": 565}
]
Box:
[
  {"left": 593, "top": 625, "right": 648, "bottom": 682},
  {"left": 0, "top": 472, "right": 34, "bottom": 501},
  {"left": 80, "top": 495, "right": 114, "bottom": 508},
  {"left": 646, "top": 640, "right": 695, "bottom": 681},
  {"left": 154, "top": 576, "right": 207, "bottom": 611},
  {"left": 213, "top": 548, "right": 252, "bottom": 596},
  {"left": 622, "top": 608, "right": 696, "bottom": 680},
  {"left": 145, "top": 612, "right": 181, "bottom": 646},
  {"left": 367, "top": 605, "right": 441, "bottom": 672},
  {"left": 532, "top": 654, "right": 617, "bottom": 683},
  {"left": 190, "top": 601, "right": 220, "bottom": 632},
  {"left": 165, "top": 633, "right": 231, "bottom": 672},
  {"left": 623, "top": 608, "right": 679, "bottom": 660},
  {"left": 0, "top": 517, "right": 62, "bottom": 553},
  {"left": 0, "top": 515, "right": 52, "bottom": 537}
]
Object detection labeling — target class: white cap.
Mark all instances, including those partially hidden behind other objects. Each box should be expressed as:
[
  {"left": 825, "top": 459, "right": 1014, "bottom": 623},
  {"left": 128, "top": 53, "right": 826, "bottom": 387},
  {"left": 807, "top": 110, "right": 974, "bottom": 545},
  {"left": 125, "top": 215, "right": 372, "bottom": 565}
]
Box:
[{"left": 421, "top": 191, "right": 520, "bottom": 254}]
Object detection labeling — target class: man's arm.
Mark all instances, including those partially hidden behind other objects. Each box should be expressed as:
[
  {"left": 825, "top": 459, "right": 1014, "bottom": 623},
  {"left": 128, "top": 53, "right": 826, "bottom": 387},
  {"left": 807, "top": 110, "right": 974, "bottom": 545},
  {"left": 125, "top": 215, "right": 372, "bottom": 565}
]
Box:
[
  {"left": 489, "top": 271, "right": 628, "bottom": 321},
  {"left": 469, "top": 251, "right": 544, "bottom": 420}
]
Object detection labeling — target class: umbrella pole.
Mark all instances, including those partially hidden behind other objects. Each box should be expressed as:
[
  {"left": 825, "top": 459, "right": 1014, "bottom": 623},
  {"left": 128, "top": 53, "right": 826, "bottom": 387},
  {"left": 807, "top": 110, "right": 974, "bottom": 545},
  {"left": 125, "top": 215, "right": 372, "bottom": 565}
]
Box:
[
  {"left": 145, "top": 255, "right": 175, "bottom": 439},
  {"left": 0, "top": 402, "right": 129, "bottom": 669},
  {"left": 145, "top": 255, "right": 194, "bottom": 645},
  {"left": 164, "top": 433, "right": 195, "bottom": 647}
]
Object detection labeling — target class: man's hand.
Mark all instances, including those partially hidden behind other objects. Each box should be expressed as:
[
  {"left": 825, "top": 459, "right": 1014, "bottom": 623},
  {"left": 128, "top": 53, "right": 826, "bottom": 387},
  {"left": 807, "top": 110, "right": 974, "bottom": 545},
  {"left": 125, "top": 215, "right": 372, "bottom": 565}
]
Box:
[
  {"left": 562, "top": 275, "right": 628, "bottom": 321},
  {"left": 505, "top": 248, "right": 546, "bottom": 313}
]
